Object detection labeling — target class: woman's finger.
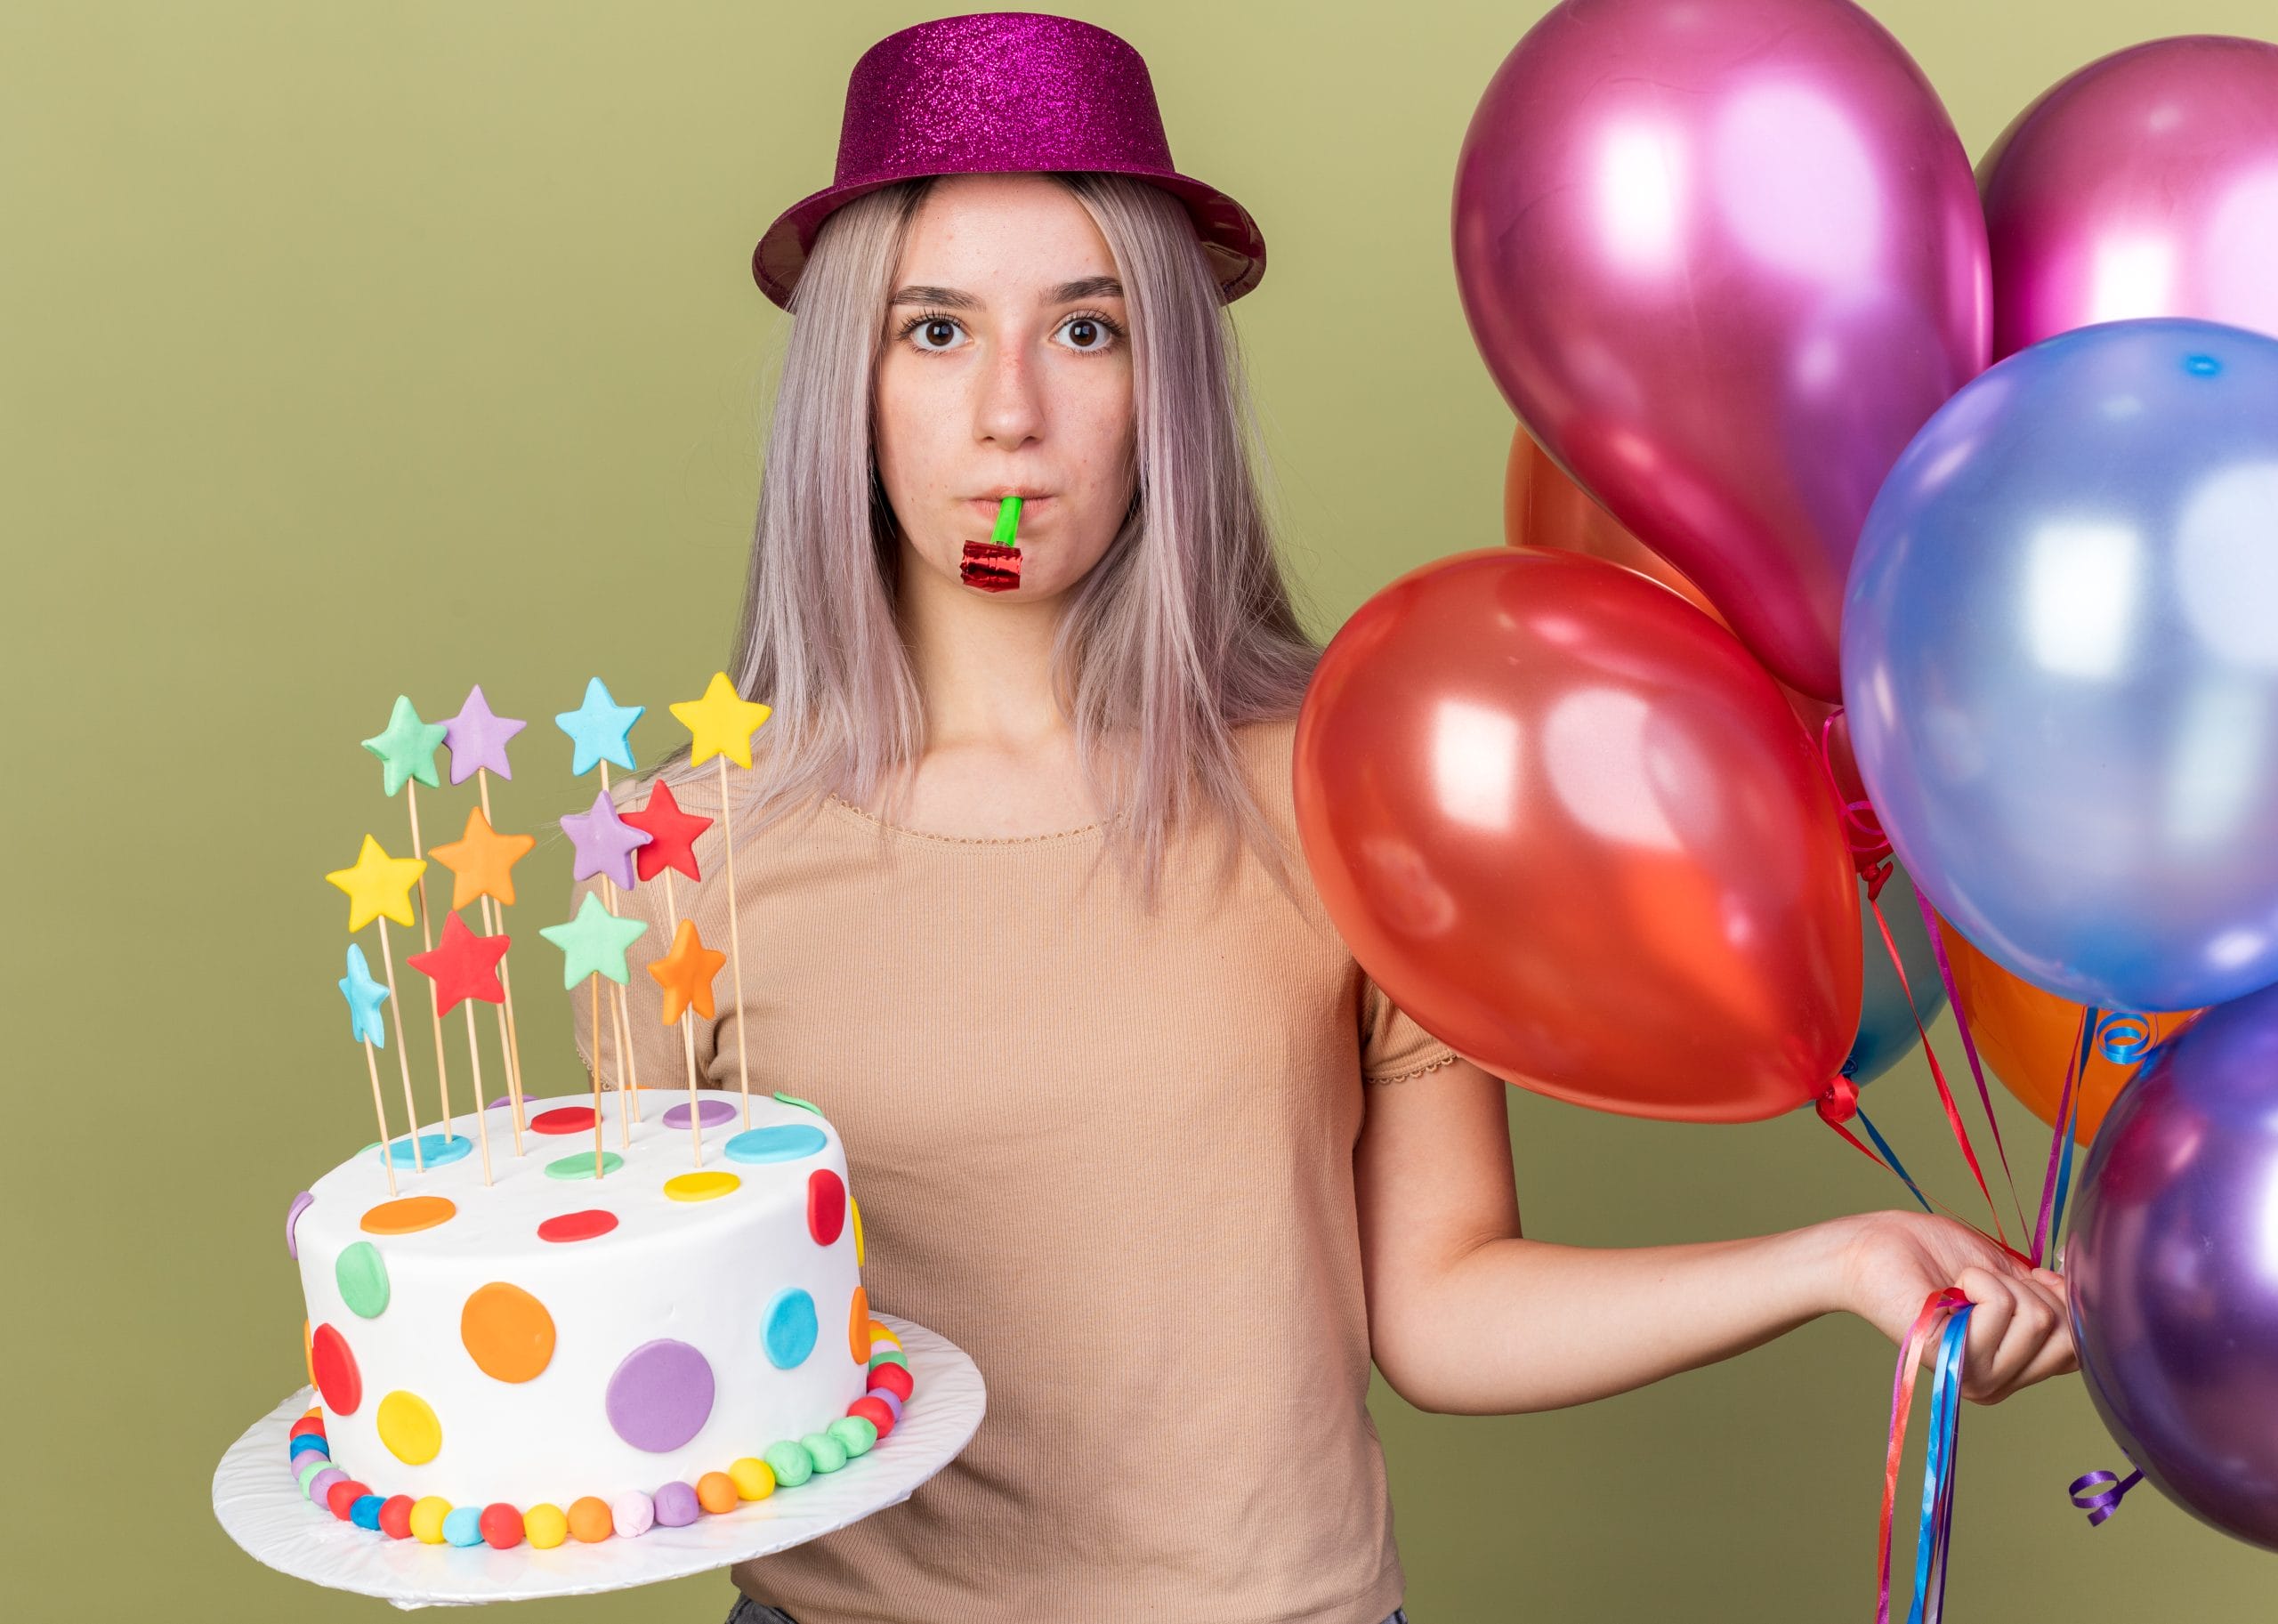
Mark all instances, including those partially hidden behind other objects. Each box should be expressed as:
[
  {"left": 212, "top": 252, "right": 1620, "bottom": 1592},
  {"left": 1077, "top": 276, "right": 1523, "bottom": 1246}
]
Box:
[
  {"left": 1975, "top": 1283, "right": 2063, "bottom": 1402},
  {"left": 1956, "top": 1267, "right": 2015, "bottom": 1391}
]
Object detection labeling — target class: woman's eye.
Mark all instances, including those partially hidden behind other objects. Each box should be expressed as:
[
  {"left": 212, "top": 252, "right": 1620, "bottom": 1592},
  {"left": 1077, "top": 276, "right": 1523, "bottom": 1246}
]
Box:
[
  {"left": 1056, "top": 314, "right": 1115, "bottom": 352},
  {"left": 909, "top": 317, "right": 965, "bottom": 352}
]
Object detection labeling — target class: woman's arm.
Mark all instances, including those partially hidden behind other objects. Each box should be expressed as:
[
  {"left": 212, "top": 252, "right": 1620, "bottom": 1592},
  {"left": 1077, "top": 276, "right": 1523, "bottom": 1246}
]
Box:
[{"left": 1354, "top": 1054, "right": 2078, "bottom": 1416}]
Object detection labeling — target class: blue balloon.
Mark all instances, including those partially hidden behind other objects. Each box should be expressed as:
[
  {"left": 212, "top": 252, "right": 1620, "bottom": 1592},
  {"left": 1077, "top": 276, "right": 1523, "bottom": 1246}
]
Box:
[
  {"left": 1842, "top": 862, "right": 1946, "bottom": 1087},
  {"left": 1844, "top": 319, "right": 2278, "bottom": 1013}
]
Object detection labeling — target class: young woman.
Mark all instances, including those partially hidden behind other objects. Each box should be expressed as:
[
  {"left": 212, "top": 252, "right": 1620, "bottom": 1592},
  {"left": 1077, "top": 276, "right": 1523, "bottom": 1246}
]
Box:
[{"left": 583, "top": 16, "right": 2075, "bottom": 1623}]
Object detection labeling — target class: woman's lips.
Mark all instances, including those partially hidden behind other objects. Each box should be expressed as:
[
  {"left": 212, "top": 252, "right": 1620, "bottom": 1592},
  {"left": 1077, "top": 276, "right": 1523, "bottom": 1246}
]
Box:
[{"left": 964, "top": 495, "right": 1049, "bottom": 521}]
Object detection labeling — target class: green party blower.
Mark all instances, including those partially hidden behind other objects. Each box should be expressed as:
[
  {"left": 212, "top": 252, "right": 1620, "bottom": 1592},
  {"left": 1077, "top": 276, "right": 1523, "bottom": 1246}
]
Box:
[{"left": 960, "top": 496, "right": 1022, "bottom": 593}]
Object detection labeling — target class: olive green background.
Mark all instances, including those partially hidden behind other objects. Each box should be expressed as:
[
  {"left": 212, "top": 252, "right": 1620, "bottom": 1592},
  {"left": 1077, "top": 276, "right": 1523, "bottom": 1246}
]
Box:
[{"left": 6, "top": 1, "right": 2274, "bottom": 1617}]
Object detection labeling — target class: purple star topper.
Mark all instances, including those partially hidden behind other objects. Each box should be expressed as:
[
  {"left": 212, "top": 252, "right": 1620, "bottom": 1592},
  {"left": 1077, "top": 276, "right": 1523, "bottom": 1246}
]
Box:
[{"left": 442, "top": 683, "right": 527, "bottom": 785}]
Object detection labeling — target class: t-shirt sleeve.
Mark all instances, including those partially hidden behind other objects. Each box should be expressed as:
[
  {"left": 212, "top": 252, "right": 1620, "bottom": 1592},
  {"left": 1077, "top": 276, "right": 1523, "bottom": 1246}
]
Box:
[{"left": 1359, "top": 974, "right": 1461, "bottom": 1085}]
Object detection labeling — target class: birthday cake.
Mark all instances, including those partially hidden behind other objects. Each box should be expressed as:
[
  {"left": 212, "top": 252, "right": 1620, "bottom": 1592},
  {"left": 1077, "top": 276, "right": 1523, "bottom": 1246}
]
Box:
[
  {"left": 284, "top": 1091, "right": 916, "bottom": 1548},
  {"left": 285, "top": 675, "right": 913, "bottom": 1551}
]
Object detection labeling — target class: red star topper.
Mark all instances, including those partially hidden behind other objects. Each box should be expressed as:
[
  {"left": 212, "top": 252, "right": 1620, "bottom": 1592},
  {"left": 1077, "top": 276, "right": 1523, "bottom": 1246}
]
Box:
[
  {"left": 623, "top": 779, "right": 714, "bottom": 885},
  {"left": 406, "top": 909, "right": 511, "bottom": 1014}
]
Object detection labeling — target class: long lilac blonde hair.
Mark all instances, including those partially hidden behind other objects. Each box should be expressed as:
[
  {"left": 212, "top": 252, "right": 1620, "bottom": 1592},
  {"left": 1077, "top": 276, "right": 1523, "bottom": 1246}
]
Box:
[{"left": 687, "top": 173, "right": 1317, "bottom": 903}]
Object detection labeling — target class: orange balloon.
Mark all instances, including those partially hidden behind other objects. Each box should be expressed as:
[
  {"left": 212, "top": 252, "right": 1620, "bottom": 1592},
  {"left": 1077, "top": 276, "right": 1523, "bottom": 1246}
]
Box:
[
  {"left": 1935, "top": 915, "right": 2200, "bottom": 1143},
  {"left": 1503, "top": 428, "right": 1727, "bottom": 625},
  {"left": 1296, "top": 547, "right": 1861, "bottom": 1122}
]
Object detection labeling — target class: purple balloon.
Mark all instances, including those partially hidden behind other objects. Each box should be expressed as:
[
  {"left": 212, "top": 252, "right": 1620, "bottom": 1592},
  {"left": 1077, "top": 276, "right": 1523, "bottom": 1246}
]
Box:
[
  {"left": 1451, "top": 0, "right": 1987, "bottom": 700},
  {"left": 1983, "top": 36, "right": 2278, "bottom": 360},
  {"left": 2068, "top": 982, "right": 2278, "bottom": 1549}
]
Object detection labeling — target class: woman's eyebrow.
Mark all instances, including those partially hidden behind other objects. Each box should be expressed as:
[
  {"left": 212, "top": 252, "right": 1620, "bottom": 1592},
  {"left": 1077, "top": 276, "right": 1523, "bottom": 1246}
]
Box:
[
  {"left": 890, "top": 283, "right": 980, "bottom": 309},
  {"left": 886, "top": 277, "right": 1125, "bottom": 309}
]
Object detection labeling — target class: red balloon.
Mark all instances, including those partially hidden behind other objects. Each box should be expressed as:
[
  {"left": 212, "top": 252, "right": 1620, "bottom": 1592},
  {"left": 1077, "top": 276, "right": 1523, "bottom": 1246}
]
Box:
[{"left": 1295, "top": 548, "right": 1860, "bottom": 1121}]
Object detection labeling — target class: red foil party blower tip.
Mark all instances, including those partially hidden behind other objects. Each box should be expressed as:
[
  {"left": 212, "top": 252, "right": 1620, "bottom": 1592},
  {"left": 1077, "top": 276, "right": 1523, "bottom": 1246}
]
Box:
[{"left": 961, "top": 496, "right": 1022, "bottom": 592}]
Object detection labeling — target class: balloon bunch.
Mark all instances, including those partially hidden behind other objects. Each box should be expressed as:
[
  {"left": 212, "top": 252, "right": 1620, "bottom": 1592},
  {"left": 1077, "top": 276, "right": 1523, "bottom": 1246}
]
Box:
[{"left": 1296, "top": 0, "right": 2278, "bottom": 1582}]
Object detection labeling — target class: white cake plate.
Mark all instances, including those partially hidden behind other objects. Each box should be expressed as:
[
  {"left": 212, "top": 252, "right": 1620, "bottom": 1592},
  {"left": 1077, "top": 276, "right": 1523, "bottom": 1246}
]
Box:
[{"left": 213, "top": 1313, "right": 983, "bottom": 1610}]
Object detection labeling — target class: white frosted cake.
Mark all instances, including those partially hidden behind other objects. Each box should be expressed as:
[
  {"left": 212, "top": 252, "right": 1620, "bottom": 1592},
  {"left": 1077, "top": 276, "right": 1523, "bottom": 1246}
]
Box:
[{"left": 281, "top": 1088, "right": 916, "bottom": 1548}]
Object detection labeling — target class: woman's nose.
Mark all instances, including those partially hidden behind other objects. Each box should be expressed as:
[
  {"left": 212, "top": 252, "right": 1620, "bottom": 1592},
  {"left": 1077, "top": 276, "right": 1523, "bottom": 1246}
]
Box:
[{"left": 973, "top": 336, "right": 1044, "bottom": 450}]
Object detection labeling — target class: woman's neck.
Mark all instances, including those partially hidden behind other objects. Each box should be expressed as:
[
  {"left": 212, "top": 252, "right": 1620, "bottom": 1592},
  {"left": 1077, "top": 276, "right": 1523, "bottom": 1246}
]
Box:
[
  {"left": 880, "top": 536, "right": 1103, "bottom": 837},
  {"left": 895, "top": 533, "right": 1069, "bottom": 749}
]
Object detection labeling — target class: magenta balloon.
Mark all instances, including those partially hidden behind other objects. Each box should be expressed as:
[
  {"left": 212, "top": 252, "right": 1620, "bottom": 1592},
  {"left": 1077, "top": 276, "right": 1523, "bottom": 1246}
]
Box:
[
  {"left": 1451, "top": 0, "right": 1987, "bottom": 700},
  {"left": 1982, "top": 36, "right": 2278, "bottom": 359}
]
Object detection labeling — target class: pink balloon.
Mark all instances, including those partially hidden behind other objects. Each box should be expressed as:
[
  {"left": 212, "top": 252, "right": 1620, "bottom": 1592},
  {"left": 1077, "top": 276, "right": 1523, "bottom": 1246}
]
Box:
[
  {"left": 1982, "top": 36, "right": 2278, "bottom": 360},
  {"left": 1451, "top": 0, "right": 1988, "bottom": 701}
]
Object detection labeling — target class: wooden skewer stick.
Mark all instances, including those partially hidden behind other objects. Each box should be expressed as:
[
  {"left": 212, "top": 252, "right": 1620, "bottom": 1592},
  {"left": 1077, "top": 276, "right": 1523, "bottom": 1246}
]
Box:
[
  {"left": 597, "top": 762, "right": 641, "bottom": 1147},
  {"left": 362, "top": 1037, "right": 397, "bottom": 1197},
  {"left": 663, "top": 869, "right": 702, "bottom": 1168},
  {"left": 717, "top": 756, "right": 753, "bottom": 1129},
  {"left": 374, "top": 917, "right": 424, "bottom": 1172},
  {"left": 462, "top": 1000, "right": 494, "bottom": 1185},
  {"left": 473, "top": 768, "right": 528, "bottom": 1137},
  {"left": 479, "top": 893, "right": 523, "bottom": 1158},
  {"left": 405, "top": 780, "right": 455, "bottom": 1138},
  {"left": 589, "top": 971, "right": 605, "bottom": 1180}
]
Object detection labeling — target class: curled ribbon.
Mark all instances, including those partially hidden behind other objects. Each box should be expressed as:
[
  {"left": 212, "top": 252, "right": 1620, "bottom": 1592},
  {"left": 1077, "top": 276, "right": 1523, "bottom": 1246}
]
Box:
[
  {"left": 1878, "top": 1288, "right": 1973, "bottom": 1624},
  {"left": 2069, "top": 1466, "right": 2144, "bottom": 1527},
  {"left": 2095, "top": 1011, "right": 2153, "bottom": 1065}
]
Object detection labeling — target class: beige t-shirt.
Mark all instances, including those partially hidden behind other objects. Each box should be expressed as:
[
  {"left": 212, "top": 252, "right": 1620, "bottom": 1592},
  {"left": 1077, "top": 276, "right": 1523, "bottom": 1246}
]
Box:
[{"left": 573, "top": 718, "right": 1458, "bottom": 1624}]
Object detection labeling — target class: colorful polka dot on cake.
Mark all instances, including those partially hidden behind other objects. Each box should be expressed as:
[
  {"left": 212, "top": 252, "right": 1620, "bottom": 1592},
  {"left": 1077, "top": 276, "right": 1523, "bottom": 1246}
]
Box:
[
  {"left": 663, "top": 1096, "right": 737, "bottom": 1129},
  {"left": 537, "top": 1208, "right": 619, "bottom": 1243},
  {"left": 724, "top": 1124, "right": 827, "bottom": 1163},
  {"left": 408, "top": 1496, "right": 451, "bottom": 1544},
  {"left": 848, "top": 1287, "right": 870, "bottom": 1362},
  {"left": 544, "top": 1151, "right": 623, "bottom": 1181},
  {"left": 377, "top": 1390, "right": 441, "bottom": 1465},
  {"left": 567, "top": 1496, "right": 613, "bottom": 1543},
  {"left": 310, "top": 1324, "right": 362, "bottom": 1414},
  {"left": 653, "top": 1480, "right": 700, "bottom": 1526},
  {"left": 605, "top": 1339, "right": 715, "bottom": 1452},
  {"left": 529, "top": 1105, "right": 598, "bottom": 1135},
  {"left": 460, "top": 1282, "right": 555, "bottom": 1383},
  {"left": 764, "top": 1288, "right": 818, "bottom": 1369},
  {"left": 807, "top": 1169, "right": 845, "bottom": 1245},
  {"left": 335, "top": 1241, "right": 391, "bottom": 1318},
  {"left": 386, "top": 1132, "right": 472, "bottom": 1169},
  {"left": 359, "top": 1195, "right": 456, "bottom": 1235},
  {"left": 286, "top": 1191, "right": 313, "bottom": 1260},
  {"left": 664, "top": 1170, "right": 740, "bottom": 1203},
  {"left": 523, "top": 1502, "right": 569, "bottom": 1548}
]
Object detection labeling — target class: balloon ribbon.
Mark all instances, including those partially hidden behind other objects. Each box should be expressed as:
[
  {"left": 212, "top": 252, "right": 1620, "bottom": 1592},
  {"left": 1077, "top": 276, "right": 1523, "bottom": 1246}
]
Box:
[
  {"left": 1877, "top": 1288, "right": 1973, "bottom": 1624},
  {"left": 1812, "top": 715, "right": 2028, "bottom": 1263}
]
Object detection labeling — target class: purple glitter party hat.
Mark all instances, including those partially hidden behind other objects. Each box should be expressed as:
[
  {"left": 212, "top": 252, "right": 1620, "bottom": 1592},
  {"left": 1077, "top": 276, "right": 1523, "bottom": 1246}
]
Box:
[{"left": 751, "top": 11, "right": 1264, "bottom": 308}]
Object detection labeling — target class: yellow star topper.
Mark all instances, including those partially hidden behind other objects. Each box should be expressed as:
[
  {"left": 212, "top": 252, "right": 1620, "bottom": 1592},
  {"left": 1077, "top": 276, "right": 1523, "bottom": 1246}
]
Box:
[
  {"left": 668, "top": 671, "right": 772, "bottom": 770},
  {"left": 325, "top": 834, "right": 428, "bottom": 933}
]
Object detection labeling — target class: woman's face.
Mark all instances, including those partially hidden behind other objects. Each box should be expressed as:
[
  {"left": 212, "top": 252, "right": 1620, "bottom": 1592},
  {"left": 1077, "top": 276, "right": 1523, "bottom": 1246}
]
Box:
[{"left": 874, "top": 174, "right": 1136, "bottom": 600}]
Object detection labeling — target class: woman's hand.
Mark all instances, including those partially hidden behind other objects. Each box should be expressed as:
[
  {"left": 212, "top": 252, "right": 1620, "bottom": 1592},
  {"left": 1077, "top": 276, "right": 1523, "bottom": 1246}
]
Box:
[{"left": 1833, "top": 1210, "right": 2078, "bottom": 1403}]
